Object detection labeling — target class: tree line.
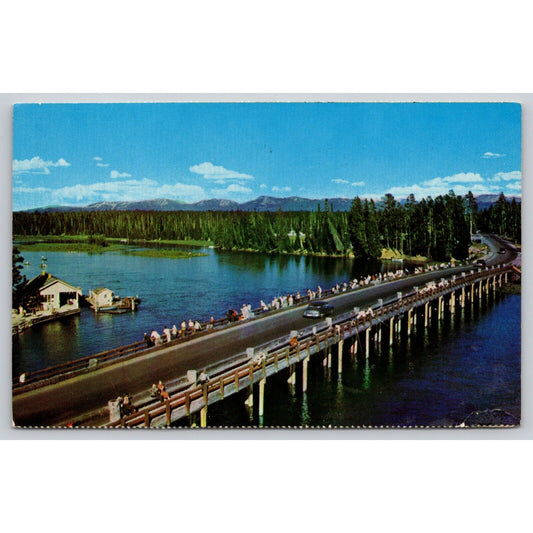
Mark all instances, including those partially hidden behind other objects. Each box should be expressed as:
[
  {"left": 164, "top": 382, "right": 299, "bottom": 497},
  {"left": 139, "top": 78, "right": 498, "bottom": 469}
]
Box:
[{"left": 13, "top": 192, "right": 520, "bottom": 262}]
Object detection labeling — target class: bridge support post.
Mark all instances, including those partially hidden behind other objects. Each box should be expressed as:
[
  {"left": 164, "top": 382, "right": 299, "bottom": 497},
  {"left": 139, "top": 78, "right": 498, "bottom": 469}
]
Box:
[
  {"left": 365, "top": 328, "right": 370, "bottom": 358},
  {"left": 338, "top": 339, "right": 344, "bottom": 373},
  {"left": 471, "top": 282, "right": 474, "bottom": 302},
  {"left": 424, "top": 302, "right": 429, "bottom": 327},
  {"left": 327, "top": 347, "right": 332, "bottom": 368},
  {"left": 505, "top": 272, "right": 508, "bottom": 284},
  {"left": 200, "top": 405, "right": 207, "bottom": 428},
  {"left": 407, "top": 309, "right": 412, "bottom": 336},
  {"left": 351, "top": 338, "right": 358, "bottom": 357},
  {"left": 302, "top": 356, "right": 309, "bottom": 392},
  {"left": 288, "top": 364, "right": 296, "bottom": 386},
  {"left": 258, "top": 378, "right": 266, "bottom": 417},
  {"left": 244, "top": 385, "right": 254, "bottom": 415},
  {"left": 438, "top": 296, "right": 443, "bottom": 320},
  {"left": 389, "top": 317, "right": 394, "bottom": 346},
  {"left": 450, "top": 292, "right": 455, "bottom": 315},
  {"left": 461, "top": 287, "right": 465, "bottom": 308}
]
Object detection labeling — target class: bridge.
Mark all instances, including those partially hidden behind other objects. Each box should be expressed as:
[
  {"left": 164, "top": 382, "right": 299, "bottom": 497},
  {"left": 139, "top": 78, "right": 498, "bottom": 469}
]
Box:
[{"left": 12, "top": 235, "right": 520, "bottom": 428}]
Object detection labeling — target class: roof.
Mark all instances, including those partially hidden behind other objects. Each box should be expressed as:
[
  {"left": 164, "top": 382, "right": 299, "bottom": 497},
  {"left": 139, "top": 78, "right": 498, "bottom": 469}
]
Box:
[
  {"left": 24, "top": 273, "right": 80, "bottom": 294},
  {"left": 91, "top": 287, "right": 113, "bottom": 295}
]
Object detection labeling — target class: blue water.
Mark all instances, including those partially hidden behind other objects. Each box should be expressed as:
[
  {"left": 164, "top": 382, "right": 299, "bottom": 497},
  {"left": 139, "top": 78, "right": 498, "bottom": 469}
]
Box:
[
  {"left": 206, "top": 294, "right": 521, "bottom": 427},
  {"left": 13, "top": 248, "right": 385, "bottom": 375},
  {"left": 12, "top": 248, "right": 520, "bottom": 428}
]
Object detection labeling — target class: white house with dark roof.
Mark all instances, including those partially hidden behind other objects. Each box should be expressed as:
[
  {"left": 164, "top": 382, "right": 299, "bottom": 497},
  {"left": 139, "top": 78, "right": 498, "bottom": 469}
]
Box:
[{"left": 37, "top": 274, "right": 82, "bottom": 311}]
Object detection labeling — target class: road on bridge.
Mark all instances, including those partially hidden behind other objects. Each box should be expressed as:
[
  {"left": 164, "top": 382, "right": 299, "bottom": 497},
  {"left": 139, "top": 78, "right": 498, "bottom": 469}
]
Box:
[{"left": 12, "top": 234, "right": 516, "bottom": 427}]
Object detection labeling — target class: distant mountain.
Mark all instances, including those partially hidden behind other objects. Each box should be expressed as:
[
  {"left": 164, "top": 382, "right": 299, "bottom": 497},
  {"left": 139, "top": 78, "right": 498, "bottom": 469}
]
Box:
[
  {"left": 474, "top": 194, "right": 521, "bottom": 211},
  {"left": 86, "top": 198, "right": 187, "bottom": 211},
  {"left": 19, "top": 193, "right": 520, "bottom": 214}
]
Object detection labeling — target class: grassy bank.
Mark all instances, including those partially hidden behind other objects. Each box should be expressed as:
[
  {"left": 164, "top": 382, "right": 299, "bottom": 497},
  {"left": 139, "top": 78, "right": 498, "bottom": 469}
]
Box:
[
  {"left": 123, "top": 249, "right": 208, "bottom": 259},
  {"left": 17, "top": 242, "right": 126, "bottom": 254},
  {"left": 14, "top": 234, "right": 211, "bottom": 258}
]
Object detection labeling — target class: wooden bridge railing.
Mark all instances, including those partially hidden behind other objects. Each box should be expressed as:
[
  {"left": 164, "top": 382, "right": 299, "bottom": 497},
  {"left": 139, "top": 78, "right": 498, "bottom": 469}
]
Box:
[{"left": 107, "top": 263, "right": 513, "bottom": 428}]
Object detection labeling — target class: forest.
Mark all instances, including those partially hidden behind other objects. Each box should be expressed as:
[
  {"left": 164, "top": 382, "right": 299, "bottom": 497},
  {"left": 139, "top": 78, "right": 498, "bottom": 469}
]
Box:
[{"left": 12, "top": 192, "right": 521, "bottom": 262}]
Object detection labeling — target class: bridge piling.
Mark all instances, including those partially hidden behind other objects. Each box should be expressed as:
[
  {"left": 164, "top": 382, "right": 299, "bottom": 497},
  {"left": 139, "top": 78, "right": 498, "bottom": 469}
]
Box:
[
  {"left": 302, "top": 356, "right": 309, "bottom": 392},
  {"left": 365, "top": 328, "right": 370, "bottom": 358},
  {"left": 338, "top": 339, "right": 344, "bottom": 373},
  {"left": 258, "top": 378, "right": 266, "bottom": 417}
]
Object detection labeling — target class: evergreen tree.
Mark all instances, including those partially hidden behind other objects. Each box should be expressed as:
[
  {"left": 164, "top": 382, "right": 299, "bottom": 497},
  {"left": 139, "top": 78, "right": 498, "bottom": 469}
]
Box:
[
  {"left": 348, "top": 197, "right": 367, "bottom": 258},
  {"left": 12, "top": 247, "right": 25, "bottom": 308}
]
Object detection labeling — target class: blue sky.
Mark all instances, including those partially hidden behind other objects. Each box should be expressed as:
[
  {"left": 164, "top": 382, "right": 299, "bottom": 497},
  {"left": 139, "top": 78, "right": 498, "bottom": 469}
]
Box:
[{"left": 12, "top": 102, "right": 521, "bottom": 211}]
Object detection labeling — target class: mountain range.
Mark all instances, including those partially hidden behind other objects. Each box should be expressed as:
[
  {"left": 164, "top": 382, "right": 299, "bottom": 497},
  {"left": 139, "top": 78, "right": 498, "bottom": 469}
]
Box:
[{"left": 20, "top": 194, "right": 520, "bottom": 213}]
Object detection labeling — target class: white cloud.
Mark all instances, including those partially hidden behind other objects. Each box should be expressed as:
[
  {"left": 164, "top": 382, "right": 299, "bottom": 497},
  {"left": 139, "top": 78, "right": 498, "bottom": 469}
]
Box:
[
  {"left": 189, "top": 162, "right": 254, "bottom": 181},
  {"left": 96, "top": 163, "right": 109, "bottom": 167},
  {"left": 259, "top": 183, "right": 267, "bottom": 189},
  {"left": 332, "top": 178, "right": 349, "bottom": 184},
  {"left": 386, "top": 181, "right": 499, "bottom": 200},
  {"left": 13, "top": 156, "right": 71, "bottom": 174},
  {"left": 351, "top": 181, "right": 365, "bottom": 186},
  {"left": 482, "top": 152, "right": 506, "bottom": 158},
  {"left": 93, "top": 156, "right": 103, "bottom": 161},
  {"left": 272, "top": 186, "right": 292, "bottom": 192},
  {"left": 110, "top": 170, "right": 132, "bottom": 179},
  {"left": 506, "top": 182, "right": 522, "bottom": 192},
  {"left": 493, "top": 171, "right": 521, "bottom": 181},
  {"left": 423, "top": 172, "right": 484, "bottom": 188},
  {"left": 211, "top": 184, "right": 253, "bottom": 196},
  {"left": 13, "top": 178, "right": 207, "bottom": 209}
]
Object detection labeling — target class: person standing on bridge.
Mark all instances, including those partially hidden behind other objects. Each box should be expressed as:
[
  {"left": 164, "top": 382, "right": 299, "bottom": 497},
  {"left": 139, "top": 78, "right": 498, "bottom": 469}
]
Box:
[
  {"left": 151, "top": 329, "right": 161, "bottom": 345},
  {"left": 180, "top": 320, "right": 187, "bottom": 337},
  {"left": 163, "top": 326, "right": 171, "bottom": 343}
]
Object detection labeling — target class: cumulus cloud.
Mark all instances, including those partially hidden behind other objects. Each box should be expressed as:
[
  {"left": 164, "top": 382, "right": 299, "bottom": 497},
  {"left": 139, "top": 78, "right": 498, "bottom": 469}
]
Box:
[
  {"left": 272, "top": 186, "right": 292, "bottom": 192},
  {"left": 110, "top": 170, "right": 132, "bottom": 179},
  {"left": 97, "top": 163, "right": 109, "bottom": 167},
  {"left": 351, "top": 181, "right": 365, "bottom": 187},
  {"left": 211, "top": 184, "right": 253, "bottom": 196},
  {"left": 506, "top": 182, "right": 522, "bottom": 192},
  {"left": 332, "top": 178, "right": 349, "bottom": 184},
  {"left": 93, "top": 156, "right": 103, "bottom": 161},
  {"left": 423, "top": 173, "right": 484, "bottom": 188},
  {"left": 259, "top": 183, "right": 267, "bottom": 189},
  {"left": 189, "top": 162, "right": 254, "bottom": 181},
  {"left": 489, "top": 171, "right": 521, "bottom": 182},
  {"left": 13, "top": 178, "right": 207, "bottom": 209},
  {"left": 13, "top": 156, "right": 71, "bottom": 174},
  {"left": 482, "top": 152, "right": 506, "bottom": 158}
]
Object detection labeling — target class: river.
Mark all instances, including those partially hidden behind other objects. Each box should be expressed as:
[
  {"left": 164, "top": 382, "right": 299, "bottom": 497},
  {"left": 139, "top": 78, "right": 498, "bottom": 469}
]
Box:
[{"left": 12, "top": 247, "right": 520, "bottom": 427}]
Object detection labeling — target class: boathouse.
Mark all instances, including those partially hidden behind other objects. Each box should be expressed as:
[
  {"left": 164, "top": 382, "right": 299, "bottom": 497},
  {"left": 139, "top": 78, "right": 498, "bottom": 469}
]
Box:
[
  {"left": 38, "top": 275, "right": 82, "bottom": 311},
  {"left": 88, "top": 287, "right": 114, "bottom": 308}
]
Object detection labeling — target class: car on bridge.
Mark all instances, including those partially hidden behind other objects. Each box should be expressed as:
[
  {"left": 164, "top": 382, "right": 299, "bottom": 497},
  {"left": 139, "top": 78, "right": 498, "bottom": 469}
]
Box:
[
  {"left": 475, "top": 259, "right": 487, "bottom": 266},
  {"left": 303, "top": 301, "right": 334, "bottom": 318}
]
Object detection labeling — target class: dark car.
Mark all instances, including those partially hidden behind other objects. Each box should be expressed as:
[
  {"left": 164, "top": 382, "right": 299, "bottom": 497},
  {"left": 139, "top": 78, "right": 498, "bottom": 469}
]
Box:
[
  {"left": 303, "top": 301, "right": 334, "bottom": 318},
  {"left": 475, "top": 259, "right": 487, "bottom": 267},
  {"left": 498, "top": 248, "right": 506, "bottom": 254}
]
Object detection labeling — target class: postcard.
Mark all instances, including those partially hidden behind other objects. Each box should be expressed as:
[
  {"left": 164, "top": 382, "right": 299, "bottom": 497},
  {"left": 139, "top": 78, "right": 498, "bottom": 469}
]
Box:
[{"left": 11, "top": 101, "right": 521, "bottom": 428}]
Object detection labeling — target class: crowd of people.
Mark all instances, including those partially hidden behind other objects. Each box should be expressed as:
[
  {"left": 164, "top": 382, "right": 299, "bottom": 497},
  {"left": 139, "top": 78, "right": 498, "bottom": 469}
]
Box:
[{"left": 142, "top": 262, "right": 461, "bottom": 349}]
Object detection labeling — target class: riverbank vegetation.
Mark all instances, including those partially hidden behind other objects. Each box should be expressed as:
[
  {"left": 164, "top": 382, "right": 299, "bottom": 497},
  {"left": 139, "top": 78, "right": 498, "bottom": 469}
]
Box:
[
  {"left": 13, "top": 192, "right": 520, "bottom": 262},
  {"left": 123, "top": 249, "right": 208, "bottom": 259}
]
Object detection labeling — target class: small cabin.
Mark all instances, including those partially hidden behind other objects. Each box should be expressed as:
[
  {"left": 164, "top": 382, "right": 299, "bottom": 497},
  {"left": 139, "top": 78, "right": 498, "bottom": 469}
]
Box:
[
  {"left": 89, "top": 287, "right": 114, "bottom": 308},
  {"left": 38, "top": 275, "right": 82, "bottom": 311}
]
